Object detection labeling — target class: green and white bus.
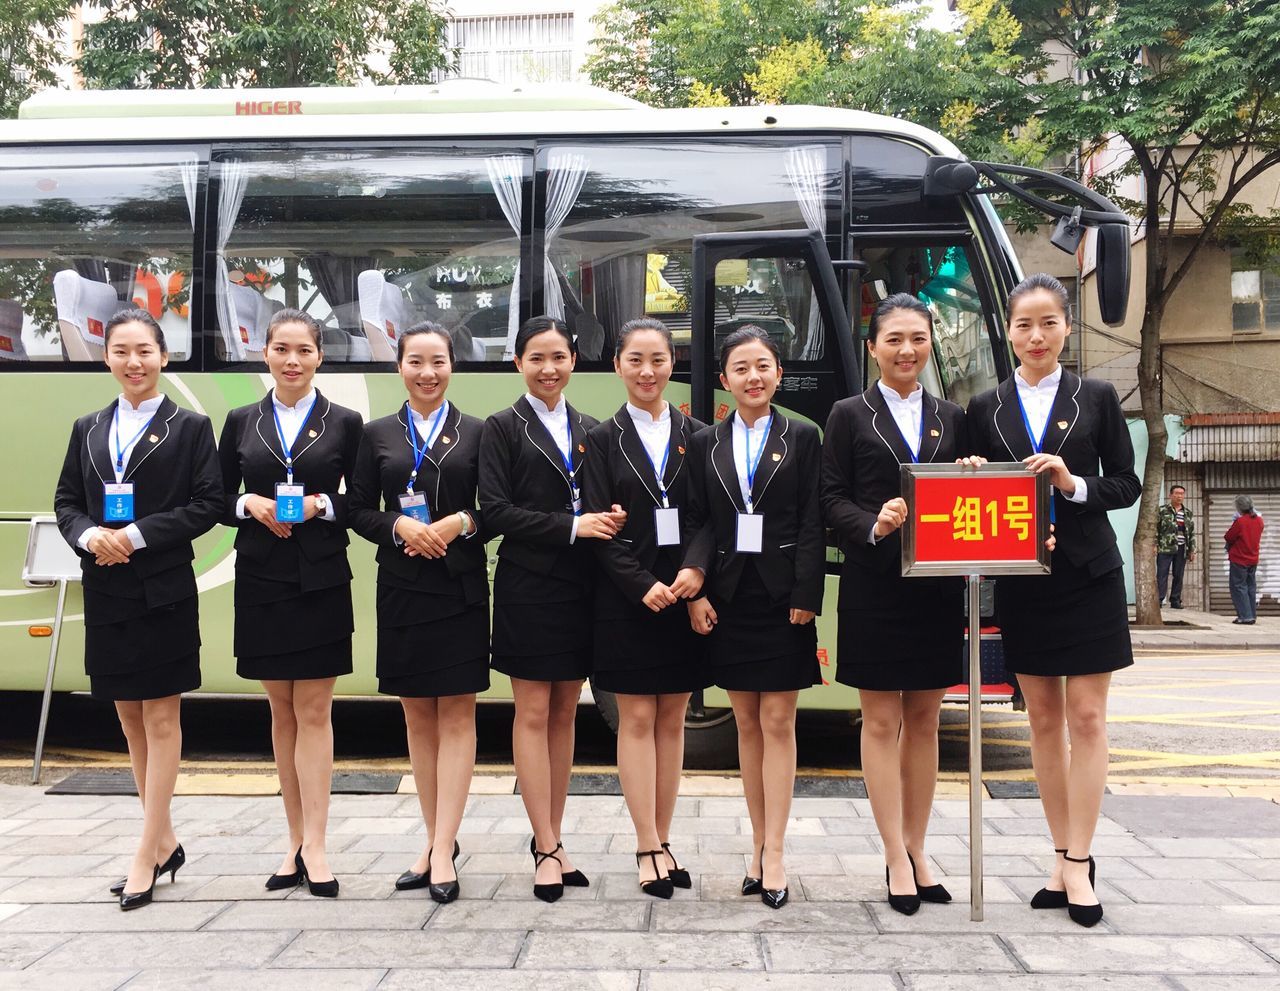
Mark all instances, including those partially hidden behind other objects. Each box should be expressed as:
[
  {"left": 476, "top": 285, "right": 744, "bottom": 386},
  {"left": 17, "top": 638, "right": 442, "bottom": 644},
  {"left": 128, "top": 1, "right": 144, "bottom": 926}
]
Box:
[{"left": 0, "top": 80, "right": 1129, "bottom": 760}]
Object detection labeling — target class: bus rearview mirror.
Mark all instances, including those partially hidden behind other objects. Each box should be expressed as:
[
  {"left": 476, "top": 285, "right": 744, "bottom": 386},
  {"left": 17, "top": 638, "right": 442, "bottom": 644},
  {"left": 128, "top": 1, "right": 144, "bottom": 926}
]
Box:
[
  {"left": 922, "top": 157, "right": 978, "bottom": 198},
  {"left": 1095, "top": 223, "right": 1131, "bottom": 327}
]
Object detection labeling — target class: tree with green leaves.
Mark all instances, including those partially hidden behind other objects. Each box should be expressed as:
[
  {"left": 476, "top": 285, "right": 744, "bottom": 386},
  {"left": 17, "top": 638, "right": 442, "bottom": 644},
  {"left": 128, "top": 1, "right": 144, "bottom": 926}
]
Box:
[
  {"left": 78, "top": 0, "right": 454, "bottom": 90},
  {"left": 1, "top": 1, "right": 73, "bottom": 118},
  {"left": 962, "top": 0, "right": 1280, "bottom": 624}
]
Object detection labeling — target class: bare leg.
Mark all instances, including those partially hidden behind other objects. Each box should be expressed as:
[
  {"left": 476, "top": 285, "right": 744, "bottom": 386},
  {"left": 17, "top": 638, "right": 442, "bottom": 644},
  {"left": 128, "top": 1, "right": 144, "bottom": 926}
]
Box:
[
  {"left": 860, "top": 689, "right": 912, "bottom": 893},
  {"left": 1063, "top": 673, "right": 1112, "bottom": 907},
  {"left": 1018, "top": 674, "right": 1070, "bottom": 891},
  {"left": 727, "top": 690, "right": 764, "bottom": 879},
  {"left": 427, "top": 694, "right": 477, "bottom": 885},
  {"left": 900, "top": 688, "right": 946, "bottom": 887},
  {"left": 401, "top": 696, "right": 440, "bottom": 875},
  {"left": 263, "top": 680, "right": 303, "bottom": 875},
  {"left": 511, "top": 678, "right": 560, "bottom": 887},
  {"left": 292, "top": 677, "right": 337, "bottom": 883},
  {"left": 758, "top": 690, "right": 798, "bottom": 891},
  {"left": 123, "top": 695, "right": 182, "bottom": 894},
  {"left": 547, "top": 679, "right": 583, "bottom": 873},
  {"left": 655, "top": 692, "right": 690, "bottom": 872},
  {"left": 617, "top": 694, "right": 662, "bottom": 884},
  {"left": 114, "top": 701, "right": 180, "bottom": 857}
]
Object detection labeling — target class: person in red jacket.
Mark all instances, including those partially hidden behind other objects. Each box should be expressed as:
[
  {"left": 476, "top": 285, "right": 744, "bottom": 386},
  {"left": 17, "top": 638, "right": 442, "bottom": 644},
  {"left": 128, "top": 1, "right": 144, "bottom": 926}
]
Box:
[{"left": 1225, "top": 495, "right": 1264, "bottom": 624}]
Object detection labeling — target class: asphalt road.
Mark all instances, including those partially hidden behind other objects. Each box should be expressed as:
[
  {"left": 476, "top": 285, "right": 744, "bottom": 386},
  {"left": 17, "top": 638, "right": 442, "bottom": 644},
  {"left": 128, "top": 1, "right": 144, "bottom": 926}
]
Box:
[{"left": 2, "top": 649, "right": 1276, "bottom": 785}]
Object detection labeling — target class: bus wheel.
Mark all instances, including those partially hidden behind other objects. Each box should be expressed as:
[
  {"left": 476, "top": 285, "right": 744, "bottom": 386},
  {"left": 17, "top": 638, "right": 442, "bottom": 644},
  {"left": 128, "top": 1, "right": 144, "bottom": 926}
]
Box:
[{"left": 590, "top": 685, "right": 740, "bottom": 770}]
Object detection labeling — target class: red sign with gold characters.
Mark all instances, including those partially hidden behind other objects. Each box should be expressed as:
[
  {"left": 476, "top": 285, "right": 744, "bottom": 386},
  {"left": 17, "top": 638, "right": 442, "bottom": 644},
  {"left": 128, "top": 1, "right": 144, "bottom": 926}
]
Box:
[{"left": 900, "top": 464, "right": 1051, "bottom": 577}]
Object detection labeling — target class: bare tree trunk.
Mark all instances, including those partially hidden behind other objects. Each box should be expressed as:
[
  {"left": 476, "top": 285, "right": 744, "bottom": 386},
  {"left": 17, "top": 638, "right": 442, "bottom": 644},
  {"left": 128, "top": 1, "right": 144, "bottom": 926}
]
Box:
[{"left": 1132, "top": 301, "right": 1167, "bottom": 626}]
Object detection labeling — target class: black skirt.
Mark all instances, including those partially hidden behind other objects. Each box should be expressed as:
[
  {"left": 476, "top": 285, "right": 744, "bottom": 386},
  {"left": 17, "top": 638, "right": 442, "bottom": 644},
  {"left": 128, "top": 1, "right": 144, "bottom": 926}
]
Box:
[
  {"left": 491, "top": 558, "right": 591, "bottom": 682},
  {"left": 592, "top": 596, "right": 711, "bottom": 696},
  {"left": 709, "top": 564, "right": 819, "bottom": 693},
  {"left": 995, "top": 558, "right": 1134, "bottom": 677},
  {"left": 377, "top": 589, "right": 490, "bottom": 698},
  {"left": 835, "top": 574, "right": 964, "bottom": 692},
  {"left": 234, "top": 578, "right": 354, "bottom": 681},
  {"left": 83, "top": 591, "right": 202, "bottom": 702}
]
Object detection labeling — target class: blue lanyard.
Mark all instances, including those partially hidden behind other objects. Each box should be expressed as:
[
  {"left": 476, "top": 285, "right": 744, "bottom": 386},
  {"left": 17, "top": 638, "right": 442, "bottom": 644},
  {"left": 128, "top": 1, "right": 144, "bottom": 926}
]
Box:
[
  {"left": 742, "top": 412, "right": 773, "bottom": 513},
  {"left": 405, "top": 401, "right": 448, "bottom": 492},
  {"left": 558, "top": 409, "right": 578, "bottom": 487},
  {"left": 894, "top": 407, "right": 926, "bottom": 464},
  {"left": 641, "top": 422, "right": 673, "bottom": 507},
  {"left": 1014, "top": 387, "right": 1052, "bottom": 454},
  {"left": 272, "top": 393, "right": 317, "bottom": 483},
  {"left": 1014, "top": 384, "right": 1057, "bottom": 523},
  {"left": 112, "top": 404, "right": 157, "bottom": 475}
]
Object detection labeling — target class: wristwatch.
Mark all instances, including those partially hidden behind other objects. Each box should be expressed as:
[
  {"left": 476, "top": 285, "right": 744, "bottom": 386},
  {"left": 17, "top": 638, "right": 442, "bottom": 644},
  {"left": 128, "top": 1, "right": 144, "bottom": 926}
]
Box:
[{"left": 313, "top": 494, "right": 328, "bottom": 512}]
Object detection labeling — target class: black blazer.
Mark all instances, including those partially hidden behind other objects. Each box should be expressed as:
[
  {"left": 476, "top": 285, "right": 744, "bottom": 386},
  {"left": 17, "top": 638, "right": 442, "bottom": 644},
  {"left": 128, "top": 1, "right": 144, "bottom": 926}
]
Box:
[
  {"left": 821, "top": 386, "right": 967, "bottom": 605},
  {"left": 218, "top": 390, "right": 363, "bottom": 591},
  {"left": 54, "top": 396, "right": 223, "bottom": 609},
  {"left": 682, "top": 409, "right": 825, "bottom": 613},
  {"left": 581, "top": 404, "right": 707, "bottom": 611},
  {"left": 478, "top": 396, "right": 598, "bottom": 589},
  {"left": 967, "top": 369, "right": 1140, "bottom": 575},
  {"left": 348, "top": 402, "right": 489, "bottom": 606}
]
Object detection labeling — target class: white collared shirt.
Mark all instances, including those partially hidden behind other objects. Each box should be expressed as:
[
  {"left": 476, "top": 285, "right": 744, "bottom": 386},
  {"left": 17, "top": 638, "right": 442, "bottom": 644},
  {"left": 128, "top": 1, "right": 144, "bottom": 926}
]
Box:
[
  {"left": 409, "top": 400, "right": 450, "bottom": 450},
  {"left": 235, "top": 389, "right": 335, "bottom": 521},
  {"left": 1014, "top": 365, "right": 1088, "bottom": 504},
  {"left": 525, "top": 393, "right": 579, "bottom": 542},
  {"left": 626, "top": 401, "right": 672, "bottom": 484},
  {"left": 77, "top": 393, "right": 163, "bottom": 553},
  {"left": 877, "top": 380, "right": 923, "bottom": 459},
  {"left": 731, "top": 408, "right": 772, "bottom": 509}
]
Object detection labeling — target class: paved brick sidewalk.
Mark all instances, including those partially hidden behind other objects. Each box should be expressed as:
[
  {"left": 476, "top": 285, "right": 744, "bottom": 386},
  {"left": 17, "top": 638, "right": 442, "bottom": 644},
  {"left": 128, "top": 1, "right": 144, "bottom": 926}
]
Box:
[
  {"left": 1128, "top": 608, "right": 1280, "bottom": 650},
  {"left": 0, "top": 783, "right": 1278, "bottom": 989}
]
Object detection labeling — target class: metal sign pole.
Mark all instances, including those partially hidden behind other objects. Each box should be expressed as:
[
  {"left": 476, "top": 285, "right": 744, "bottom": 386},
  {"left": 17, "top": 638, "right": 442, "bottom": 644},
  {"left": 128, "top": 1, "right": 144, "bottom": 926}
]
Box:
[
  {"left": 967, "top": 572, "right": 984, "bottom": 921},
  {"left": 32, "top": 578, "right": 68, "bottom": 785}
]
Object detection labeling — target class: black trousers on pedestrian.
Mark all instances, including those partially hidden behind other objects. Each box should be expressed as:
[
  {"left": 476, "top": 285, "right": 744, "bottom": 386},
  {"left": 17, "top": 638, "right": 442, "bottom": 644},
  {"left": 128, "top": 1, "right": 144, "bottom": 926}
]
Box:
[{"left": 1157, "top": 547, "right": 1187, "bottom": 606}]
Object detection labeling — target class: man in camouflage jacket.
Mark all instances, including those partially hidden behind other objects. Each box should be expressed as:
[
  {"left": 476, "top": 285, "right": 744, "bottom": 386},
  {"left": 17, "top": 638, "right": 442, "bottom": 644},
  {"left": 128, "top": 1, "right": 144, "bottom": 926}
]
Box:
[{"left": 1156, "top": 485, "right": 1196, "bottom": 608}]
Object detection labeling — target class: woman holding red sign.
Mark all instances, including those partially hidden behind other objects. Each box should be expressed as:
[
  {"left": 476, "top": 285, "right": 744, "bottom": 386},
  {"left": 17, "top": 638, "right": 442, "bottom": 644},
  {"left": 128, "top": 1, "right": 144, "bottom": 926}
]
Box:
[
  {"left": 966, "top": 273, "right": 1140, "bottom": 928},
  {"left": 820, "top": 293, "right": 967, "bottom": 916}
]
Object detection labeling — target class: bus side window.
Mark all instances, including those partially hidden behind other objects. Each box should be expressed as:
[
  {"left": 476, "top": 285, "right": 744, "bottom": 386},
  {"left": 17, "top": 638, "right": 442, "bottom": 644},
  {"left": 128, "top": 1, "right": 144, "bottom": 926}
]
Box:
[{"left": 0, "top": 148, "right": 200, "bottom": 366}]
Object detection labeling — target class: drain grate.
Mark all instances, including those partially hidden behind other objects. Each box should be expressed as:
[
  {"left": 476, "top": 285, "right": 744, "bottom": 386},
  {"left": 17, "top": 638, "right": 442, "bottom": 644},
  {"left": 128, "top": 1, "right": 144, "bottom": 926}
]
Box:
[{"left": 46, "top": 770, "right": 138, "bottom": 796}]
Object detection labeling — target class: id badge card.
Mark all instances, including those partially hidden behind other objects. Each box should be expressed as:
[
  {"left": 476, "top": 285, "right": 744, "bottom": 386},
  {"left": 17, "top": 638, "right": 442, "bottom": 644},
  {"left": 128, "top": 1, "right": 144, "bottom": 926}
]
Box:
[
  {"left": 735, "top": 512, "right": 764, "bottom": 554},
  {"left": 398, "top": 491, "right": 431, "bottom": 523},
  {"left": 654, "top": 506, "right": 682, "bottom": 546},
  {"left": 103, "top": 482, "right": 135, "bottom": 523},
  {"left": 275, "top": 483, "right": 305, "bottom": 523}
]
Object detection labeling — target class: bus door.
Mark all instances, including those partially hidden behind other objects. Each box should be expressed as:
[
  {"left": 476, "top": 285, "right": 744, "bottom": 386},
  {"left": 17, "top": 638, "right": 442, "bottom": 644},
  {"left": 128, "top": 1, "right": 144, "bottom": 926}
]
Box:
[{"left": 688, "top": 229, "right": 858, "bottom": 427}]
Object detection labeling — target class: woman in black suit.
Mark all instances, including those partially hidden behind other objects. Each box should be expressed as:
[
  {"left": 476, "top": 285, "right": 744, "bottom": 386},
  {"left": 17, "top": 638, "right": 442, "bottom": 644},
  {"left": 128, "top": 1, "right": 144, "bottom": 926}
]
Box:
[
  {"left": 821, "top": 294, "right": 966, "bottom": 915},
  {"left": 581, "top": 318, "right": 708, "bottom": 899},
  {"left": 479, "top": 316, "right": 625, "bottom": 902},
  {"left": 966, "top": 273, "right": 1140, "bottom": 927},
  {"left": 348, "top": 322, "right": 488, "bottom": 904},
  {"left": 54, "top": 308, "right": 223, "bottom": 910},
  {"left": 683, "top": 325, "right": 824, "bottom": 910},
  {"left": 218, "top": 307, "right": 362, "bottom": 898}
]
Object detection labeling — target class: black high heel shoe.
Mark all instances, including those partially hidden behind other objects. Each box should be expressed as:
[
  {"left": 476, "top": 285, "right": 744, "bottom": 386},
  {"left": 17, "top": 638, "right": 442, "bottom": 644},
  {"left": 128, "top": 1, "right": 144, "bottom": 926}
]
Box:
[
  {"left": 1031, "top": 848, "right": 1095, "bottom": 909},
  {"left": 661, "top": 842, "right": 692, "bottom": 889},
  {"left": 295, "top": 848, "right": 339, "bottom": 898},
  {"left": 636, "top": 850, "right": 674, "bottom": 900},
  {"left": 760, "top": 850, "right": 788, "bottom": 910},
  {"left": 529, "top": 838, "right": 589, "bottom": 887},
  {"left": 1063, "top": 853, "right": 1103, "bottom": 927},
  {"left": 908, "top": 852, "right": 951, "bottom": 904},
  {"left": 119, "top": 866, "right": 159, "bottom": 912},
  {"left": 396, "top": 839, "right": 461, "bottom": 892},
  {"left": 112, "top": 843, "right": 185, "bottom": 897},
  {"left": 427, "top": 846, "right": 460, "bottom": 904},
  {"left": 741, "top": 845, "right": 763, "bottom": 896},
  {"left": 531, "top": 845, "right": 564, "bottom": 903},
  {"left": 266, "top": 846, "right": 304, "bottom": 891},
  {"left": 885, "top": 863, "right": 921, "bottom": 916}
]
